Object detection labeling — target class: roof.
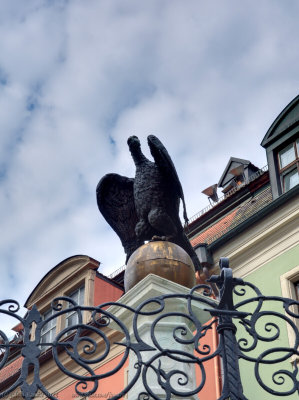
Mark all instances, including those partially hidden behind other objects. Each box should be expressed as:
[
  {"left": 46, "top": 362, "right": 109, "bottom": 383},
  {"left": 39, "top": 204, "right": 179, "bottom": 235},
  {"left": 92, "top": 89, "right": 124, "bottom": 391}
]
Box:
[
  {"left": 188, "top": 165, "right": 269, "bottom": 226},
  {"left": 261, "top": 94, "right": 299, "bottom": 148},
  {"left": 191, "top": 185, "right": 273, "bottom": 246},
  {"left": 0, "top": 356, "right": 21, "bottom": 384},
  {"left": 192, "top": 209, "right": 238, "bottom": 247}
]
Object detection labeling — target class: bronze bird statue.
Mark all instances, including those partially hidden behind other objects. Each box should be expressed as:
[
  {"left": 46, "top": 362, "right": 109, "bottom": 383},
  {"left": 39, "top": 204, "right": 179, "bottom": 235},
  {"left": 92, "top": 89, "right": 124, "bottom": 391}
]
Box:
[{"left": 96, "top": 135, "right": 201, "bottom": 271}]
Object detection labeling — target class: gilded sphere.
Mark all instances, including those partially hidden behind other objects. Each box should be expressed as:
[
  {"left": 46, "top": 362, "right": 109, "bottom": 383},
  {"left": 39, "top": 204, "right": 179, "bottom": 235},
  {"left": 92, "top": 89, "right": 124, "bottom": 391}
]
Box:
[{"left": 124, "top": 241, "right": 196, "bottom": 292}]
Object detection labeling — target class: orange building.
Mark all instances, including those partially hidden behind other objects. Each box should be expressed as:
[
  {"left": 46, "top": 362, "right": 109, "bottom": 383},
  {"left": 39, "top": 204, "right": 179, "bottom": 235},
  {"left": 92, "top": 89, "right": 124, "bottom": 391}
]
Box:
[
  {"left": 0, "top": 254, "right": 219, "bottom": 399},
  {"left": 0, "top": 256, "right": 129, "bottom": 399}
]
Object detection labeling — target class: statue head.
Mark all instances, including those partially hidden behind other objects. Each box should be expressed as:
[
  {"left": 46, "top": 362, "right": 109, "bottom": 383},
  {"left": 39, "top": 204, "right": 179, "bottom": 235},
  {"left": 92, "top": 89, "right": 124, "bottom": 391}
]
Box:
[{"left": 127, "top": 136, "right": 140, "bottom": 152}]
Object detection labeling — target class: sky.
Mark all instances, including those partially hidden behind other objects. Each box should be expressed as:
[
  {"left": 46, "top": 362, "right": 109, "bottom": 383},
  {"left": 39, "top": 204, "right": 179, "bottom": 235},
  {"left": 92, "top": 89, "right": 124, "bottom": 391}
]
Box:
[{"left": 0, "top": 0, "right": 299, "bottom": 334}]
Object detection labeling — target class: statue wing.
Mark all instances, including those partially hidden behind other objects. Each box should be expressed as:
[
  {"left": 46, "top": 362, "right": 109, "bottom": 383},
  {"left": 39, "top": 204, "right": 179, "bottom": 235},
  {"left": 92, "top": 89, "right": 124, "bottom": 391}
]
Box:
[
  {"left": 96, "top": 173, "right": 143, "bottom": 262},
  {"left": 147, "top": 135, "right": 189, "bottom": 224}
]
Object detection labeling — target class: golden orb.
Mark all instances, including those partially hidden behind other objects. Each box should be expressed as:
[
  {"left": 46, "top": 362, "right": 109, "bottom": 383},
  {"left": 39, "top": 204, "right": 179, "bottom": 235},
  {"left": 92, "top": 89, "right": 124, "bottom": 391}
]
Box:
[{"left": 124, "top": 241, "right": 196, "bottom": 292}]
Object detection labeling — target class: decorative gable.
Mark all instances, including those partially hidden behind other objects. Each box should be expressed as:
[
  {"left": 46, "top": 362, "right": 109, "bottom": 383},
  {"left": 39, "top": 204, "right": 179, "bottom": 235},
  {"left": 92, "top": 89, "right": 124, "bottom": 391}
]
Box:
[
  {"left": 261, "top": 94, "right": 299, "bottom": 148},
  {"left": 25, "top": 255, "right": 99, "bottom": 310},
  {"left": 260, "top": 94, "right": 299, "bottom": 199}
]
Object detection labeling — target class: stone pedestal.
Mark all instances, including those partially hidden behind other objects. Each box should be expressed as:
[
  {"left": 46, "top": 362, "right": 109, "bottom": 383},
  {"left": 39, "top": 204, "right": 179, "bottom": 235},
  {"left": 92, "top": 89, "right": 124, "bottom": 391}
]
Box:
[{"left": 108, "top": 274, "right": 215, "bottom": 399}]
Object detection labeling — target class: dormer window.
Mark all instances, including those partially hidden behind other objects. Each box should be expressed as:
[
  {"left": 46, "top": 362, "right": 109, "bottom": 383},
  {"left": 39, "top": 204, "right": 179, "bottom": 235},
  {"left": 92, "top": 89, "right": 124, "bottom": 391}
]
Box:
[
  {"left": 39, "top": 285, "right": 85, "bottom": 349},
  {"left": 278, "top": 139, "right": 299, "bottom": 193},
  {"left": 217, "top": 157, "right": 259, "bottom": 196}
]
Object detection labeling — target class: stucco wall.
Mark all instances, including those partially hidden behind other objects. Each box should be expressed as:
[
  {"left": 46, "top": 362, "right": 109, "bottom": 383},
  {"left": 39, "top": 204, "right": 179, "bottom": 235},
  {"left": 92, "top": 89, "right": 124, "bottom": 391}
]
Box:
[{"left": 237, "top": 245, "right": 299, "bottom": 400}]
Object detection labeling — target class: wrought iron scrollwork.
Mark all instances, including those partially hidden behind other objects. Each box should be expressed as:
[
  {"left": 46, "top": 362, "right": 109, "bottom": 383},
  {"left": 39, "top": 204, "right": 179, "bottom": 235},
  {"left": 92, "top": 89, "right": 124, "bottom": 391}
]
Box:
[
  {"left": 0, "top": 259, "right": 298, "bottom": 399},
  {"left": 232, "top": 280, "right": 299, "bottom": 397}
]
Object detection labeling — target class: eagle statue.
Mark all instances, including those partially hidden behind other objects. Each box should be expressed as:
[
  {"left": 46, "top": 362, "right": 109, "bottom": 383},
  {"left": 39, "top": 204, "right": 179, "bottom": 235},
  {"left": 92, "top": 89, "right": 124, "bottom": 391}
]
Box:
[{"left": 96, "top": 135, "right": 201, "bottom": 271}]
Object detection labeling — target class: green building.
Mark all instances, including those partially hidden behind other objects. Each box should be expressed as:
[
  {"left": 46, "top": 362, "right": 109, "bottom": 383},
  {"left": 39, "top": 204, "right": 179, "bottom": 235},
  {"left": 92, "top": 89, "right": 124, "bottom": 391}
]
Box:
[{"left": 188, "top": 94, "right": 299, "bottom": 398}]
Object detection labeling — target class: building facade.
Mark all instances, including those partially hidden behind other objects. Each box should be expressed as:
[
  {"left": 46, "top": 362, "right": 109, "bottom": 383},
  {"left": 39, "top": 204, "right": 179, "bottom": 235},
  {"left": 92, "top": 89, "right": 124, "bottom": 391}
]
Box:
[
  {"left": 188, "top": 94, "right": 299, "bottom": 399},
  {"left": 0, "top": 256, "right": 128, "bottom": 399}
]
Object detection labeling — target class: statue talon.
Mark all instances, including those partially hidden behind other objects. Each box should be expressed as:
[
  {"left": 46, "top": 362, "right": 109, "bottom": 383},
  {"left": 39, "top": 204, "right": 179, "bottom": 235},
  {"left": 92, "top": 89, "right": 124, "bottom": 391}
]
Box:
[{"left": 150, "top": 235, "right": 167, "bottom": 242}]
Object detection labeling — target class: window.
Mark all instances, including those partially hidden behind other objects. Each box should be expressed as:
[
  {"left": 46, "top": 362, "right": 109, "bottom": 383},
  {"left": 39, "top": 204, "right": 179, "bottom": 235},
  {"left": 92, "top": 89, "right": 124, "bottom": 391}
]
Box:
[
  {"left": 66, "top": 286, "right": 85, "bottom": 328},
  {"left": 40, "top": 308, "right": 56, "bottom": 347},
  {"left": 280, "top": 266, "right": 299, "bottom": 364},
  {"left": 39, "top": 285, "right": 85, "bottom": 346},
  {"left": 278, "top": 138, "right": 299, "bottom": 193}
]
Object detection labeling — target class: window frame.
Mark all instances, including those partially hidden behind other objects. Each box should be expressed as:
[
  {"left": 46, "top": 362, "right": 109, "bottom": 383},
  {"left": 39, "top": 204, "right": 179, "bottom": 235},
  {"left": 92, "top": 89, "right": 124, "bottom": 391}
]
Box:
[
  {"left": 277, "top": 139, "right": 299, "bottom": 193},
  {"left": 38, "top": 282, "right": 86, "bottom": 348},
  {"left": 40, "top": 307, "right": 57, "bottom": 349},
  {"left": 65, "top": 285, "right": 85, "bottom": 329},
  {"left": 280, "top": 265, "right": 299, "bottom": 365}
]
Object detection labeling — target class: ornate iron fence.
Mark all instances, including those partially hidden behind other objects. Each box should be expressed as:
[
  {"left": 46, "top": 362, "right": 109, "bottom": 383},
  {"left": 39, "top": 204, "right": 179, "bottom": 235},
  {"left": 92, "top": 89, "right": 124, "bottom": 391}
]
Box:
[{"left": 0, "top": 258, "right": 298, "bottom": 399}]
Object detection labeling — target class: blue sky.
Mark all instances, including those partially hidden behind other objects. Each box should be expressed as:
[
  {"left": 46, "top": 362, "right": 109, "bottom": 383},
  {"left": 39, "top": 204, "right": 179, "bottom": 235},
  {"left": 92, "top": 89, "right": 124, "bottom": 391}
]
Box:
[{"left": 0, "top": 0, "right": 299, "bottom": 333}]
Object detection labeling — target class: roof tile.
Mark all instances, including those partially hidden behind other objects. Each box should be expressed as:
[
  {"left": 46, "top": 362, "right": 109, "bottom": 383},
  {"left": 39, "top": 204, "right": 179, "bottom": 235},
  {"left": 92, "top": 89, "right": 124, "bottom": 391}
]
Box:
[{"left": 191, "top": 186, "right": 272, "bottom": 246}]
